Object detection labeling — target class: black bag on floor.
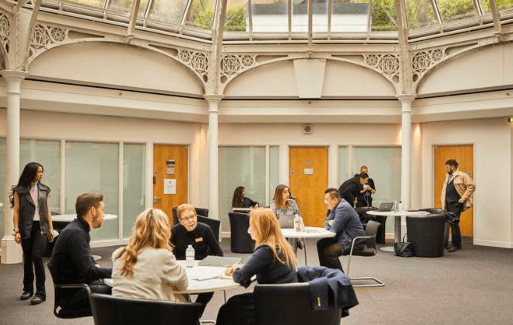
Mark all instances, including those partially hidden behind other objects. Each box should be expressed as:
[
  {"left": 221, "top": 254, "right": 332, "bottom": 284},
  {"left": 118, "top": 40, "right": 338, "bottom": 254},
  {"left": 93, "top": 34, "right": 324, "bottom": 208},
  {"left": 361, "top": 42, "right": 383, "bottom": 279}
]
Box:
[{"left": 394, "top": 234, "right": 414, "bottom": 257}]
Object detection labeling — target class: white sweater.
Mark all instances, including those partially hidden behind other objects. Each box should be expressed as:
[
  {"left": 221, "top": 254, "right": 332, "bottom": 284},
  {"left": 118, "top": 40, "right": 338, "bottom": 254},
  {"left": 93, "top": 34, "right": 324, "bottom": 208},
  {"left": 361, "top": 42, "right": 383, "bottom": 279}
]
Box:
[{"left": 111, "top": 246, "right": 188, "bottom": 302}]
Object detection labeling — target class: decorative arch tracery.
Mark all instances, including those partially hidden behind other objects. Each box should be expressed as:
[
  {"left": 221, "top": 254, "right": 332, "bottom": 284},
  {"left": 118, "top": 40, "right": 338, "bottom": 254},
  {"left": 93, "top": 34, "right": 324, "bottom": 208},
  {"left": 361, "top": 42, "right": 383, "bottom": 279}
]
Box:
[{"left": 0, "top": 10, "right": 10, "bottom": 68}]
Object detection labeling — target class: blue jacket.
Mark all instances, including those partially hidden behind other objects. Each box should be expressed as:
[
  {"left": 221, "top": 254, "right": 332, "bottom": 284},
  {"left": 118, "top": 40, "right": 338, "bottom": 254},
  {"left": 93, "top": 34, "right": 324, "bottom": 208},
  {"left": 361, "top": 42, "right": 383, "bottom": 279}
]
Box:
[
  {"left": 325, "top": 199, "right": 365, "bottom": 251},
  {"left": 297, "top": 266, "right": 359, "bottom": 317}
]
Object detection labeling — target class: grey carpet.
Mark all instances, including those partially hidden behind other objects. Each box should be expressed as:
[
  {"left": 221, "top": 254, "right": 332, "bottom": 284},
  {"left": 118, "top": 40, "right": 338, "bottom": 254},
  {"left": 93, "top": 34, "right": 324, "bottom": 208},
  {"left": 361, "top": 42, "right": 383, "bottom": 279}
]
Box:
[{"left": 1, "top": 238, "right": 512, "bottom": 325}]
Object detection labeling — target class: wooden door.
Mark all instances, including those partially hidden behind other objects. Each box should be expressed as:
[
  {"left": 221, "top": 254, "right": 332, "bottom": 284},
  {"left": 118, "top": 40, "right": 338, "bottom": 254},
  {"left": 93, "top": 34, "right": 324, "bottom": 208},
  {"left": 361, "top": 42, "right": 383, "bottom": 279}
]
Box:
[
  {"left": 434, "top": 145, "right": 474, "bottom": 238},
  {"left": 289, "top": 147, "right": 328, "bottom": 227},
  {"left": 153, "top": 145, "right": 188, "bottom": 225}
]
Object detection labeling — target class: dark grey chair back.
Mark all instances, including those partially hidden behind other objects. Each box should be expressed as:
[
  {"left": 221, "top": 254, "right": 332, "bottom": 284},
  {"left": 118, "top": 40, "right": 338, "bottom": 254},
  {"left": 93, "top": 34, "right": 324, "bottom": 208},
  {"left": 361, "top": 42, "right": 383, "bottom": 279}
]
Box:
[
  {"left": 228, "top": 212, "right": 255, "bottom": 253},
  {"left": 89, "top": 292, "right": 202, "bottom": 325},
  {"left": 254, "top": 283, "right": 341, "bottom": 325}
]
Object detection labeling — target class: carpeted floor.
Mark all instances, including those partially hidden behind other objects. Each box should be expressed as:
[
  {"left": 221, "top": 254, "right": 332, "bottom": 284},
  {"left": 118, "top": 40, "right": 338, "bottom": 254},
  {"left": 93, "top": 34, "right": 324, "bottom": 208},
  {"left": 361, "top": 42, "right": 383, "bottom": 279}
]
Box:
[{"left": 1, "top": 238, "right": 512, "bottom": 325}]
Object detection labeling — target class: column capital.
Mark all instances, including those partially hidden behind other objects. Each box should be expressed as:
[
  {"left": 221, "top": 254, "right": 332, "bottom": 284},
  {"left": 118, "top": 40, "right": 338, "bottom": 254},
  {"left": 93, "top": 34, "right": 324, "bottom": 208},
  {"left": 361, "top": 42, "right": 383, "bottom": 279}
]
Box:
[
  {"left": 1, "top": 70, "right": 28, "bottom": 93},
  {"left": 204, "top": 95, "right": 224, "bottom": 104},
  {"left": 396, "top": 94, "right": 416, "bottom": 104}
]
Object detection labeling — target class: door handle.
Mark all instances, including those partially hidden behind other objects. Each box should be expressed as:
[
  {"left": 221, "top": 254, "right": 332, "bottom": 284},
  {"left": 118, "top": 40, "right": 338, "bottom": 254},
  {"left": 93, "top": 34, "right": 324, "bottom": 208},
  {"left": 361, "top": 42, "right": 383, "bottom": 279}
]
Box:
[{"left": 153, "top": 197, "right": 161, "bottom": 202}]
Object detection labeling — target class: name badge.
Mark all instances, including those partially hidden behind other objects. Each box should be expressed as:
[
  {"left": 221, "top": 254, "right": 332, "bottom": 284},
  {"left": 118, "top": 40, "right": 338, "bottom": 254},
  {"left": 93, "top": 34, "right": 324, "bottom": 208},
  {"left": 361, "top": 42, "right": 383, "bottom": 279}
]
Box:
[{"left": 195, "top": 237, "right": 203, "bottom": 242}]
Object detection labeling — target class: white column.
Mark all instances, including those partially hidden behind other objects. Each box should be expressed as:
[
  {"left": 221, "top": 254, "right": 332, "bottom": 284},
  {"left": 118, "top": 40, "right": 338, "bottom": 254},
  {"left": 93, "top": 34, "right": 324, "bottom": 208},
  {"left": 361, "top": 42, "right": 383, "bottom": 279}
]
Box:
[
  {"left": 399, "top": 96, "right": 414, "bottom": 210},
  {"left": 1, "top": 70, "right": 27, "bottom": 264},
  {"left": 206, "top": 96, "right": 222, "bottom": 220},
  {"left": 328, "top": 144, "right": 338, "bottom": 188}
]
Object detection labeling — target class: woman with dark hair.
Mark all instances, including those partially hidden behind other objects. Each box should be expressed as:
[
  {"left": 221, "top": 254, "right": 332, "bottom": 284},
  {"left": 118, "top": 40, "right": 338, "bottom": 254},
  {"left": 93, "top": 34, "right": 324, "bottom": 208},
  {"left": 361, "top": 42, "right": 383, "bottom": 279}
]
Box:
[
  {"left": 231, "top": 186, "right": 259, "bottom": 209},
  {"left": 216, "top": 208, "right": 297, "bottom": 325},
  {"left": 11, "top": 162, "right": 54, "bottom": 305},
  {"left": 112, "top": 208, "right": 188, "bottom": 301}
]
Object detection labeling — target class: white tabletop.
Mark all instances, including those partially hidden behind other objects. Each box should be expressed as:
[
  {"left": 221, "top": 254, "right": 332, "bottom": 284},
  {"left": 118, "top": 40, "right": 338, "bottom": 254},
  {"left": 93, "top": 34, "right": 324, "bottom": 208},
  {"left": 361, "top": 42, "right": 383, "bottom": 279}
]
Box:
[
  {"left": 367, "top": 210, "right": 429, "bottom": 217},
  {"left": 281, "top": 227, "right": 336, "bottom": 239},
  {"left": 105, "top": 260, "right": 241, "bottom": 295},
  {"left": 51, "top": 214, "right": 118, "bottom": 222}
]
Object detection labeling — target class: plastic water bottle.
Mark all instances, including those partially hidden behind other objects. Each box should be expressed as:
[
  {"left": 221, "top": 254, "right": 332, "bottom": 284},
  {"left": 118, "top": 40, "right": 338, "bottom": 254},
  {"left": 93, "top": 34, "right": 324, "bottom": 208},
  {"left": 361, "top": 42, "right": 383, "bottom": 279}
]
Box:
[
  {"left": 186, "top": 245, "right": 195, "bottom": 268},
  {"left": 294, "top": 214, "right": 301, "bottom": 232},
  {"left": 398, "top": 201, "right": 404, "bottom": 212},
  {"left": 393, "top": 200, "right": 398, "bottom": 212}
]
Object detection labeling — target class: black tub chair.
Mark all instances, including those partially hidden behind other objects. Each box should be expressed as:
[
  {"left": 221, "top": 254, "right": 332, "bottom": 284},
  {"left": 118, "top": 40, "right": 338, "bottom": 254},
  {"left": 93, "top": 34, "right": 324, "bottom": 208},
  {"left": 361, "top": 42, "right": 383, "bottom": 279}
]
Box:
[
  {"left": 255, "top": 283, "right": 341, "bottom": 325},
  {"left": 406, "top": 213, "right": 446, "bottom": 257},
  {"left": 228, "top": 212, "right": 255, "bottom": 253}
]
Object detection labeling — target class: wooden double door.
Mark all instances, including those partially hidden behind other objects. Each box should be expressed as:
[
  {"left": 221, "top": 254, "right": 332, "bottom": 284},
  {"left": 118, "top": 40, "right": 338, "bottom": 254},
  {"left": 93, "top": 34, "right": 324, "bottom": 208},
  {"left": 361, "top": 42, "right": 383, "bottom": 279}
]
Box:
[{"left": 434, "top": 145, "right": 474, "bottom": 238}]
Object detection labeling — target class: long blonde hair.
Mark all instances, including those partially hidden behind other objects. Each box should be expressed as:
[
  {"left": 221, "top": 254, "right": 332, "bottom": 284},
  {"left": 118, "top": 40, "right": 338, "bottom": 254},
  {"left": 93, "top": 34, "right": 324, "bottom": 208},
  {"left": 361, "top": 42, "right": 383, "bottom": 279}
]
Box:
[
  {"left": 115, "top": 208, "right": 172, "bottom": 277},
  {"left": 250, "top": 208, "right": 297, "bottom": 270}
]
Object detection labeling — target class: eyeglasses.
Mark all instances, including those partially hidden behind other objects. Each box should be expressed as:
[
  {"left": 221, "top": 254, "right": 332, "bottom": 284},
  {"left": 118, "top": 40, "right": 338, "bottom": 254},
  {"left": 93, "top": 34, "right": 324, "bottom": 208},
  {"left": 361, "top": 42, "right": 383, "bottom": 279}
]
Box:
[{"left": 181, "top": 215, "right": 196, "bottom": 222}]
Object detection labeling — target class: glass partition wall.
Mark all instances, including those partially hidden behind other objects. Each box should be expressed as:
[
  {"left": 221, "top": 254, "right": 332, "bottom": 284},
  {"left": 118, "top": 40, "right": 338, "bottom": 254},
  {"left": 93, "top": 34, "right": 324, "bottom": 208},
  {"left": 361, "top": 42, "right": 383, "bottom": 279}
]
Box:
[{"left": 218, "top": 146, "right": 279, "bottom": 233}]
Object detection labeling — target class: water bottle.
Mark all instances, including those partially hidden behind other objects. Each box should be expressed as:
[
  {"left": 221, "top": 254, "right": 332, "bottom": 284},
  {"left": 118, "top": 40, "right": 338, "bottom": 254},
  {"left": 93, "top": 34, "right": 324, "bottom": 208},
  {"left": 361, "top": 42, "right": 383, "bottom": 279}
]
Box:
[
  {"left": 393, "top": 200, "right": 398, "bottom": 212},
  {"left": 186, "top": 245, "right": 195, "bottom": 268},
  {"left": 398, "top": 201, "right": 404, "bottom": 212},
  {"left": 294, "top": 214, "right": 301, "bottom": 232}
]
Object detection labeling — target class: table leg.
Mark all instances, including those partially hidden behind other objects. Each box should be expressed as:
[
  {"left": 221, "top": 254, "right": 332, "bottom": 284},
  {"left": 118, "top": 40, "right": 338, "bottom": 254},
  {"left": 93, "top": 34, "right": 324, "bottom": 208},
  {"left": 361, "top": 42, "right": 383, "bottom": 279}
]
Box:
[
  {"left": 304, "top": 239, "right": 308, "bottom": 265},
  {"left": 395, "top": 215, "right": 402, "bottom": 243}
]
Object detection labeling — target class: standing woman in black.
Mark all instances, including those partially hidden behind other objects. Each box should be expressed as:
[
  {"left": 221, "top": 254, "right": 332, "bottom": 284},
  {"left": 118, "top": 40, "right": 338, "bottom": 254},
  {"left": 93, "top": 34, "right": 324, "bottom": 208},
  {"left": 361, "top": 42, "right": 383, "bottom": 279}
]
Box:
[{"left": 11, "top": 162, "right": 54, "bottom": 305}]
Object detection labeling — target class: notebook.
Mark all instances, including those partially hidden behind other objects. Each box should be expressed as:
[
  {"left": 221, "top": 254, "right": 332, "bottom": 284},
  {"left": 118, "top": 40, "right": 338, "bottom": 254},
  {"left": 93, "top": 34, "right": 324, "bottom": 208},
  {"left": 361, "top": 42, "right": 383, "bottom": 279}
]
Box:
[
  {"left": 197, "top": 256, "right": 242, "bottom": 267},
  {"left": 379, "top": 202, "right": 394, "bottom": 212},
  {"left": 279, "top": 214, "right": 296, "bottom": 229}
]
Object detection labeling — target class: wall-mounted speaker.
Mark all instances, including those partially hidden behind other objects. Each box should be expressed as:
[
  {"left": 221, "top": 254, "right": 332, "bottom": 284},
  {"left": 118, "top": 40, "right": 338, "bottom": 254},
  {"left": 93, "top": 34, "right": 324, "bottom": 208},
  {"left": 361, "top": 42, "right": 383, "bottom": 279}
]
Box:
[{"left": 303, "top": 124, "right": 313, "bottom": 134}]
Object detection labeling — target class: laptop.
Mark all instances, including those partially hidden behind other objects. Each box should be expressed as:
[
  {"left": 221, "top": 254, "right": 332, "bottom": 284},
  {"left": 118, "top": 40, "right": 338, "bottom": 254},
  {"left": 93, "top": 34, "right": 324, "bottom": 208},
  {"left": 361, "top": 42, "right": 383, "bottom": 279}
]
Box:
[
  {"left": 279, "top": 214, "right": 296, "bottom": 229},
  {"left": 379, "top": 202, "right": 394, "bottom": 212}
]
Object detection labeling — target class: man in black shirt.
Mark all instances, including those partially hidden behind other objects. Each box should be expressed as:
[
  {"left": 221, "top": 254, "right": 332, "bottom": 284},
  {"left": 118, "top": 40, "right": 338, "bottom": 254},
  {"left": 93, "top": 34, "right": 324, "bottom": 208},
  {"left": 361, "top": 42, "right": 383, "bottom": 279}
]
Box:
[
  {"left": 338, "top": 173, "right": 369, "bottom": 208},
  {"left": 48, "top": 193, "right": 112, "bottom": 315},
  {"left": 170, "top": 203, "right": 223, "bottom": 316}
]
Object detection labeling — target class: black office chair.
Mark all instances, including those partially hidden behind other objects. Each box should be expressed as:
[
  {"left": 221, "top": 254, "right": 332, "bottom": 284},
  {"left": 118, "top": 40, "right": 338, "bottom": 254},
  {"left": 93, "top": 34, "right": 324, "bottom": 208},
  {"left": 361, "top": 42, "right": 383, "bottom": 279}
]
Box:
[
  {"left": 88, "top": 291, "right": 203, "bottom": 325},
  {"left": 254, "top": 283, "right": 341, "bottom": 325},
  {"left": 53, "top": 282, "right": 93, "bottom": 318},
  {"left": 228, "top": 212, "right": 255, "bottom": 253},
  {"left": 345, "top": 220, "right": 385, "bottom": 288},
  {"left": 172, "top": 208, "right": 220, "bottom": 242},
  {"left": 195, "top": 207, "right": 209, "bottom": 218}
]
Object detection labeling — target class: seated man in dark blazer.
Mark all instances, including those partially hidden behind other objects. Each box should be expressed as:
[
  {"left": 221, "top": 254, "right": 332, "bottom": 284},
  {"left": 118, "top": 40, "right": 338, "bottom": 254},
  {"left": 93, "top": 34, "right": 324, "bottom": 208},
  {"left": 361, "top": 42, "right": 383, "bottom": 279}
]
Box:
[
  {"left": 170, "top": 203, "right": 223, "bottom": 316},
  {"left": 317, "top": 188, "right": 365, "bottom": 272},
  {"left": 48, "top": 193, "right": 112, "bottom": 315}
]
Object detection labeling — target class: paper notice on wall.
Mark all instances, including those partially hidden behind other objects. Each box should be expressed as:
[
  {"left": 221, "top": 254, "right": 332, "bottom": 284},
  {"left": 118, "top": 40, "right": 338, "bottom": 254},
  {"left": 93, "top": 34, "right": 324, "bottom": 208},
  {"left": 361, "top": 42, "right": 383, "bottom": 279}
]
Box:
[{"left": 164, "top": 179, "right": 177, "bottom": 195}]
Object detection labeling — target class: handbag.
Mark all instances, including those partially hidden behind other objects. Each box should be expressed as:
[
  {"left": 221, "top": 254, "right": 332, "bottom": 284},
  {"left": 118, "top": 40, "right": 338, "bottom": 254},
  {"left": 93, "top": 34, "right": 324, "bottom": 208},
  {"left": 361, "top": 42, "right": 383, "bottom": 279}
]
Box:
[{"left": 394, "top": 234, "right": 414, "bottom": 257}]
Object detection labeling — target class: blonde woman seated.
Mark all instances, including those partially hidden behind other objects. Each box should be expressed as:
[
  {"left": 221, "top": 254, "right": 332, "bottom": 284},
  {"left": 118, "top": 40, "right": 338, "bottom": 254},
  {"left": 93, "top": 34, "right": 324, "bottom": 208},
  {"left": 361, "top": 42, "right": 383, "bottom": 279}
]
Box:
[
  {"left": 216, "top": 208, "right": 297, "bottom": 325},
  {"left": 111, "top": 209, "right": 188, "bottom": 301}
]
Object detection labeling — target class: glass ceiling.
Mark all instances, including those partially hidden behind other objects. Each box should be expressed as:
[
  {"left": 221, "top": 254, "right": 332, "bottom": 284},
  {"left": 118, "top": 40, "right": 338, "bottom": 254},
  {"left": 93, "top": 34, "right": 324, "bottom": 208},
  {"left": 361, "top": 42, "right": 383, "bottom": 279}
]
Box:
[{"left": 34, "top": 0, "right": 513, "bottom": 41}]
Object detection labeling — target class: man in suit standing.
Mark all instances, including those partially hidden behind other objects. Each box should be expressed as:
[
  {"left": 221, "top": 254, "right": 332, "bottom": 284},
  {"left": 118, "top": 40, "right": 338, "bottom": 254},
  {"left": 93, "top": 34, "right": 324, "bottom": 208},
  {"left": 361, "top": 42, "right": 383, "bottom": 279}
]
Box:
[{"left": 441, "top": 160, "right": 475, "bottom": 252}]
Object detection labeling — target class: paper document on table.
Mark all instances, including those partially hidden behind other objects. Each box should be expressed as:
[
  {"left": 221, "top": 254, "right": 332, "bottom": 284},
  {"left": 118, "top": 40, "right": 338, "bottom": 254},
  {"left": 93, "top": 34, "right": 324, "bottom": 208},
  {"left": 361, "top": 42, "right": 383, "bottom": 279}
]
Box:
[
  {"left": 198, "top": 256, "right": 242, "bottom": 267},
  {"left": 187, "top": 267, "right": 225, "bottom": 281}
]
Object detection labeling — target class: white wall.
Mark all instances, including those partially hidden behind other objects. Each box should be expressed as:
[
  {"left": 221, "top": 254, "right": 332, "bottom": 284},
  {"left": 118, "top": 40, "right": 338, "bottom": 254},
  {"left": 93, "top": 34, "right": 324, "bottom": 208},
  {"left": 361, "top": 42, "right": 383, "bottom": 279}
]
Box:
[
  {"left": 224, "top": 59, "right": 396, "bottom": 98},
  {"left": 422, "top": 117, "right": 512, "bottom": 248},
  {"left": 418, "top": 43, "right": 513, "bottom": 96},
  {"left": 29, "top": 42, "right": 204, "bottom": 96}
]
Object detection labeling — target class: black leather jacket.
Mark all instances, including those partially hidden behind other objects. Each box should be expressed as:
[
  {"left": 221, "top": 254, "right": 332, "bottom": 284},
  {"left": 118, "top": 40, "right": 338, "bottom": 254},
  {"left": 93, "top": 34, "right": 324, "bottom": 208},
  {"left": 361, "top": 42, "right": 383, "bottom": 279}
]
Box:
[{"left": 16, "top": 182, "right": 51, "bottom": 239}]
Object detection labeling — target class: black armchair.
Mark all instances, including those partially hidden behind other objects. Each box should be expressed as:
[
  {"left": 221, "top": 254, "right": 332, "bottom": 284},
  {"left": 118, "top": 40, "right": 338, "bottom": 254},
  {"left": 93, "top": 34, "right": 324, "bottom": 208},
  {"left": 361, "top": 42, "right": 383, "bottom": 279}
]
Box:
[
  {"left": 254, "top": 283, "right": 341, "bottom": 325},
  {"left": 52, "top": 283, "right": 93, "bottom": 318},
  {"left": 88, "top": 291, "right": 203, "bottom": 325},
  {"left": 228, "top": 212, "right": 255, "bottom": 253}
]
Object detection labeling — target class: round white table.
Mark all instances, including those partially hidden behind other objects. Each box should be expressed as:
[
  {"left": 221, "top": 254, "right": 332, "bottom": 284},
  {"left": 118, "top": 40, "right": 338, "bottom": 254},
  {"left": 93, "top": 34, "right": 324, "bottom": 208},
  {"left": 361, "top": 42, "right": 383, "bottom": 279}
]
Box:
[
  {"left": 367, "top": 210, "right": 429, "bottom": 252},
  {"left": 281, "top": 227, "right": 335, "bottom": 265},
  {"left": 105, "top": 260, "right": 242, "bottom": 302}
]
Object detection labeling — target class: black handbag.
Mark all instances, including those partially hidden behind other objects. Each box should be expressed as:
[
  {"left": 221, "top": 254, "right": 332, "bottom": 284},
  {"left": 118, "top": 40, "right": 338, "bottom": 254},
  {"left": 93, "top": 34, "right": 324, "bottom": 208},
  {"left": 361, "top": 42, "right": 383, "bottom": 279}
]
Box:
[{"left": 394, "top": 234, "right": 414, "bottom": 257}]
